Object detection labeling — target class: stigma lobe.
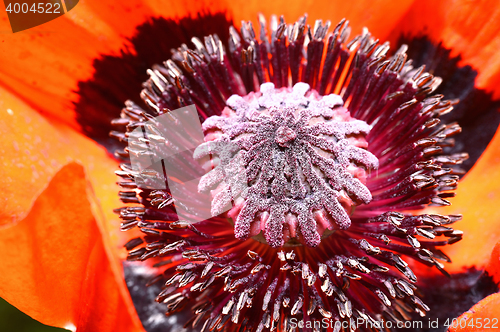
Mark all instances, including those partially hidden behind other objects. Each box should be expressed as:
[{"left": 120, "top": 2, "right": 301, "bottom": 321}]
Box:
[{"left": 195, "top": 82, "right": 379, "bottom": 247}]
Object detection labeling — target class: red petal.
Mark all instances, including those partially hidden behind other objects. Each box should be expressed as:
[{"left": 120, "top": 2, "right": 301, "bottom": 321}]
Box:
[{"left": 0, "top": 162, "right": 144, "bottom": 331}]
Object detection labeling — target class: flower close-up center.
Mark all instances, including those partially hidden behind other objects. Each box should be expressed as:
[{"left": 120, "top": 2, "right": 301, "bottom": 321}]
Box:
[{"left": 108, "top": 14, "right": 476, "bottom": 331}]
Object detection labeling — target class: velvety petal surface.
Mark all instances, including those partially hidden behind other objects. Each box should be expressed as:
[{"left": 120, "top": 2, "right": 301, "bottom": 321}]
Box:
[
  {"left": 486, "top": 241, "right": 500, "bottom": 284},
  {"left": 0, "top": 86, "right": 127, "bottom": 258},
  {"left": 386, "top": 0, "right": 500, "bottom": 277},
  {"left": 0, "top": 85, "right": 143, "bottom": 329},
  {"left": 0, "top": 0, "right": 150, "bottom": 127},
  {"left": 0, "top": 162, "right": 144, "bottom": 331},
  {"left": 227, "top": 0, "right": 416, "bottom": 40},
  {"left": 449, "top": 292, "right": 500, "bottom": 332},
  {"left": 0, "top": 0, "right": 418, "bottom": 132},
  {"left": 392, "top": 0, "right": 500, "bottom": 99},
  {"left": 0, "top": 0, "right": 228, "bottom": 130}
]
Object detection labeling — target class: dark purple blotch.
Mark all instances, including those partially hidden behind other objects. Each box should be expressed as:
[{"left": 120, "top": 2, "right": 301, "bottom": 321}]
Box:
[
  {"left": 396, "top": 269, "right": 498, "bottom": 332},
  {"left": 398, "top": 35, "right": 500, "bottom": 174},
  {"left": 74, "top": 13, "right": 233, "bottom": 153}
]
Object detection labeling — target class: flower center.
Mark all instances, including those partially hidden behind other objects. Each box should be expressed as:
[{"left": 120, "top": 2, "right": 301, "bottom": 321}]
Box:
[
  {"left": 275, "top": 126, "right": 296, "bottom": 147},
  {"left": 196, "top": 82, "right": 378, "bottom": 247}
]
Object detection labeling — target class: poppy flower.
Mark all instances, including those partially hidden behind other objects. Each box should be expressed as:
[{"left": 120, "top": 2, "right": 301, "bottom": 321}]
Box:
[{"left": 1, "top": 0, "right": 500, "bottom": 331}]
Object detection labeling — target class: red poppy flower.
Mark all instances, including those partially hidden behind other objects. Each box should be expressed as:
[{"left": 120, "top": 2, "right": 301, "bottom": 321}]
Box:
[{"left": 1, "top": 0, "right": 500, "bottom": 331}]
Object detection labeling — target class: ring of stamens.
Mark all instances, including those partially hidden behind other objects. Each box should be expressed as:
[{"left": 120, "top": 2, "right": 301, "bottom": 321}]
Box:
[{"left": 110, "top": 14, "right": 467, "bottom": 332}]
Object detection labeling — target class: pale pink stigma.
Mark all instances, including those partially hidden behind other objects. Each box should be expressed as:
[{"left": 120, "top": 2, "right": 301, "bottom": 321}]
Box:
[{"left": 195, "top": 82, "right": 379, "bottom": 247}]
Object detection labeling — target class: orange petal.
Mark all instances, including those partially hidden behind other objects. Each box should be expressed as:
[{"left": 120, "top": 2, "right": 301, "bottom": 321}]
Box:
[
  {"left": 391, "top": 0, "right": 500, "bottom": 99},
  {"left": 485, "top": 241, "right": 500, "bottom": 284},
  {"left": 0, "top": 85, "right": 127, "bottom": 258},
  {"left": 0, "top": 162, "right": 143, "bottom": 331},
  {"left": 425, "top": 126, "right": 500, "bottom": 273},
  {"left": 0, "top": 0, "right": 220, "bottom": 129},
  {"left": 0, "top": 0, "right": 154, "bottom": 128},
  {"left": 448, "top": 292, "right": 500, "bottom": 332},
  {"left": 0, "top": 85, "right": 135, "bottom": 328}
]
